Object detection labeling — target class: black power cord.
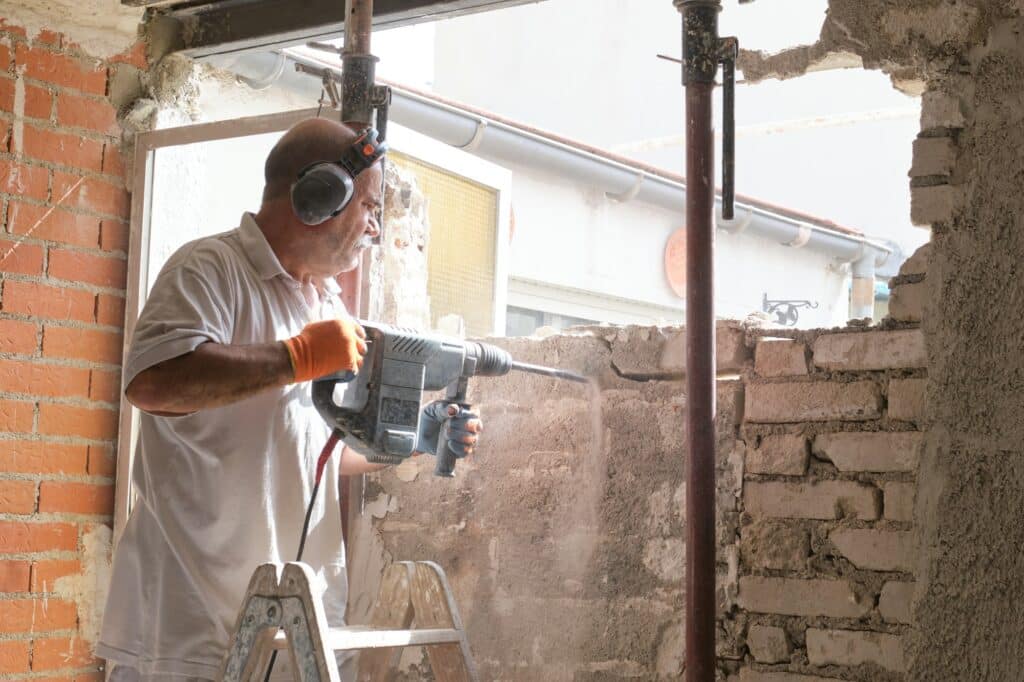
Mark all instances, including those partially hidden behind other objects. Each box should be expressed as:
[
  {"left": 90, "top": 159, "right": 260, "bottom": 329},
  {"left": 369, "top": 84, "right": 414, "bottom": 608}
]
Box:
[{"left": 263, "top": 428, "right": 344, "bottom": 682}]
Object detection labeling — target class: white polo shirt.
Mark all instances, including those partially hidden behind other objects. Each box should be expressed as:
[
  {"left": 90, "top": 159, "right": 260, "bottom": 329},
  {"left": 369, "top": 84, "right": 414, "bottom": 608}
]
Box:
[{"left": 97, "top": 213, "right": 351, "bottom": 679}]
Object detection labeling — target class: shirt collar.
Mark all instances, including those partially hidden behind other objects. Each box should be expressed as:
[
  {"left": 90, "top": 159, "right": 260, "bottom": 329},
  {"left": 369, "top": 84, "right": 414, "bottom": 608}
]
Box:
[
  {"left": 238, "top": 212, "right": 343, "bottom": 298},
  {"left": 239, "top": 212, "right": 288, "bottom": 281}
]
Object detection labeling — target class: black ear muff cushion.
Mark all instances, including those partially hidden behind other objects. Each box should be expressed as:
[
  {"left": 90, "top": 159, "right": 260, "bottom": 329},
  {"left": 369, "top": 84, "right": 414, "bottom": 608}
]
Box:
[{"left": 291, "top": 163, "right": 356, "bottom": 226}]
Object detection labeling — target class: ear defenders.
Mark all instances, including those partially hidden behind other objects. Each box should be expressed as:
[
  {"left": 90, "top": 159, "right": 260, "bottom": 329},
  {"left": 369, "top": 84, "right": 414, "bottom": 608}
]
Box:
[{"left": 290, "top": 127, "right": 388, "bottom": 226}]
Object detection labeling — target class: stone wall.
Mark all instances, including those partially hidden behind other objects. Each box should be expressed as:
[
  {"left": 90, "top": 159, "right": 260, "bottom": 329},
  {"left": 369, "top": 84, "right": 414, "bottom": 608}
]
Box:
[{"left": 346, "top": 314, "right": 927, "bottom": 680}]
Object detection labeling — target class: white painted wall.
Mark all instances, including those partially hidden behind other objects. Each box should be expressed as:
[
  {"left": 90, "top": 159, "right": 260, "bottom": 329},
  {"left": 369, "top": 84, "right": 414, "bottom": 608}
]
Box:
[
  {"left": 504, "top": 161, "right": 849, "bottom": 328},
  {"left": 427, "top": 0, "right": 927, "bottom": 257}
]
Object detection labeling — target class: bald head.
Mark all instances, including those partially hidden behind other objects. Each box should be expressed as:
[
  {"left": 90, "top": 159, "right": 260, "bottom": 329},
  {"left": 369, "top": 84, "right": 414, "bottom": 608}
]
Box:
[{"left": 262, "top": 118, "right": 362, "bottom": 203}]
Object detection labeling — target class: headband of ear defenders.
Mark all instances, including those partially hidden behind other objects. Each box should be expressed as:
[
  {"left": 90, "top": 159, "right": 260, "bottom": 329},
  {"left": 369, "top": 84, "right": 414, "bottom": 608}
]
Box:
[{"left": 290, "top": 127, "right": 389, "bottom": 226}]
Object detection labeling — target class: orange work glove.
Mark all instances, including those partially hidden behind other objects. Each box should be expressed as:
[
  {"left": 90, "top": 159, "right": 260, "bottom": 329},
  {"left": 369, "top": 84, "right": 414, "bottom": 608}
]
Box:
[{"left": 283, "top": 318, "right": 367, "bottom": 383}]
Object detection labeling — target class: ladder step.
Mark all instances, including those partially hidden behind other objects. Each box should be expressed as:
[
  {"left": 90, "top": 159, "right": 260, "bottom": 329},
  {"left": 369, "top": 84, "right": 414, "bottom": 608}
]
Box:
[{"left": 272, "top": 626, "right": 464, "bottom": 651}]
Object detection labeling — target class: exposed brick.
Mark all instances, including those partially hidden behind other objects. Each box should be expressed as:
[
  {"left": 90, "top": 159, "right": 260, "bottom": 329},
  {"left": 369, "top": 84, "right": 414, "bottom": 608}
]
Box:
[
  {"left": 43, "top": 326, "right": 122, "bottom": 365},
  {"left": 0, "top": 521, "right": 76, "bottom": 552},
  {"left": 19, "top": 125, "right": 103, "bottom": 172},
  {"left": 0, "top": 398, "right": 34, "bottom": 433},
  {"left": 754, "top": 338, "right": 807, "bottom": 377},
  {"left": 812, "top": 431, "right": 922, "bottom": 473},
  {"left": 0, "top": 76, "right": 13, "bottom": 110},
  {"left": 0, "top": 598, "right": 77, "bottom": 633},
  {"left": 31, "top": 637, "right": 100, "bottom": 671},
  {"left": 15, "top": 44, "right": 106, "bottom": 95},
  {"left": 747, "top": 434, "right": 807, "bottom": 476},
  {"left": 0, "top": 238, "right": 44, "bottom": 275},
  {"left": 745, "top": 481, "right": 880, "bottom": 520},
  {"left": 48, "top": 249, "right": 126, "bottom": 289},
  {"left": 24, "top": 82, "right": 53, "bottom": 120},
  {"left": 0, "top": 360, "right": 90, "bottom": 398},
  {"left": 738, "top": 671, "right": 844, "bottom": 682},
  {"left": 883, "top": 482, "right": 915, "bottom": 522},
  {"left": 0, "top": 120, "right": 11, "bottom": 153},
  {"left": 899, "top": 243, "right": 931, "bottom": 277},
  {"left": 736, "top": 577, "right": 870, "bottom": 618},
  {"left": 745, "top": 381, "right": 882, "bottom": 423},
  {"left": 86, "top": 444, "right": 115, "bottom": 477},
  {"left": 95, "top": 294, "right": 125, "bottom": 327},
  {"left": 34, "top": 30, "right": 63, "bottom": 47},
  {"left": 88, "top": 369, "right": 121, "bottom": 404},
  {"left": 76, "top": 672, "right": 105, "bottom": 682},
  {"left": 879, "top": 581, "right": 915, "bottom": 623},
  {"left": 921, "top": 90, "right": 965, "bottom": 130},
  {"left": 38, "top": 404, "right": 117, "bottom": 440},
  {"left": 747, "top": 625, "right": 790, "bottom": 663},
  {"left": 0, "top": 318, "right": 38, "bottom": 354},
  {"left": 38, "top": 481, "right": 113, "bottom": 515},
  {"left": 0, "top": 559, "right": 30, "bottom": 592},
  {"left": 1, "top": 280, "right": 94, "bottom": 323},
  {"left": 813, "top": 330, "right": 926, "bottom": 371},
  {"left": 806, "top": 628, "right": 905, "bottom": 672},
  {"left": 0, "top": 159, "right": 49, "bottom": 201},
  {"left": 740, "top": 520, "right": 808, "bottom": 571},
  {"left": 830, "top": 528, "right": 917, "bottom": 572},
  {"left": 0, "top": 21, "right": 26, "bottom": 39},
  {"left": 31, "top": 560, "right": 80, "bottom": 592},
  {"left": 7, "top": 201, "right": 101, "bottom": 248},
  {"left": 888, "top": 280, "right": 927, "bottom": 323},
  {"left": 109, "top": 42, "right": 148, "bottom": 70},
  {"left": 604, "top": 322, "right": 750, "bottom": 377},
  {"left": 889, "top": 377, "right": 926, "bottom": 423},
  {"left": 0, "top": 640, "right": 30, "bottom": 674},
  {"left": 910, "top": 136, "right": 956, "bottom": 177},
  {"left": 0, "top": 479, "right": 36, "bottom": 513},
  {"left": 101, "top": 146, "right": 125, "bottom": 179},
  {"left": 911, "top": 184, "right": 961, "bottom": 226},
  {"left": 56, "top": 93, "right": 117, "bottom": 135},
  {"left": 98, "top": 219, "right": 128, "bottom": 253},
  {"left": 0, "top": 441, "right": 87, "bottom": 474},
  {"left": 53, "top": 173, "right": 129, "bottom": 218}
]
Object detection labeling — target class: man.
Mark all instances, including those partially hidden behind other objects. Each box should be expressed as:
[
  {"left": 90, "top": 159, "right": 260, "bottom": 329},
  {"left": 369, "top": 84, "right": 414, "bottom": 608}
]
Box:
[{"left": 97, "top": 118, "right": 481, "bottom": 681}]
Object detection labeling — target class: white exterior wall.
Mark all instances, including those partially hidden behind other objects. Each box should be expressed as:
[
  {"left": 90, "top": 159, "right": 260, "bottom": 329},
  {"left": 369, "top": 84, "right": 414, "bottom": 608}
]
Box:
[{"left": 505, "top": 163, "right": 849, "bottom": 328}]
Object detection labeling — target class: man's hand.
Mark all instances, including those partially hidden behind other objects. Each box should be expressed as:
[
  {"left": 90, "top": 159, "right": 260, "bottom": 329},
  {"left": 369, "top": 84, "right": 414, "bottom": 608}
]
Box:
[
  {"left": 283, "top": 318, "right": 367, "bottom": 383},
  {"left": 415, "top": 401, "right": 483, "bottom": 457}
]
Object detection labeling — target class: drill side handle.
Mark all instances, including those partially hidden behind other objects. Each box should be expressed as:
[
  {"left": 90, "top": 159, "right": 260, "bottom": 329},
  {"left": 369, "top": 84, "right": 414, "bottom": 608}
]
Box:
[{"left": 433, "top": 375, "right": 470, "bottom": 478}]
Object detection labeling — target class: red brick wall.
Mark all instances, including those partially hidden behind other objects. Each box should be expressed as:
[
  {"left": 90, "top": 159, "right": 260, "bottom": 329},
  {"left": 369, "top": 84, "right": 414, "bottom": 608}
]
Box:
[{"left": 0, "top": 20, "right": 141, "bottom": 681}]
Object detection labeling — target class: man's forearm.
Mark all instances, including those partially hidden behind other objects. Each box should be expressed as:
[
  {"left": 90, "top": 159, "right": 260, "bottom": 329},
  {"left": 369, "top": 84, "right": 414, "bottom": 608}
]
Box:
[
  {"left": 339, "top": 446, "right": 392, "bottom": 475},
  {"left": 126, "top": 341, "right": 294, "bottom": 415}
]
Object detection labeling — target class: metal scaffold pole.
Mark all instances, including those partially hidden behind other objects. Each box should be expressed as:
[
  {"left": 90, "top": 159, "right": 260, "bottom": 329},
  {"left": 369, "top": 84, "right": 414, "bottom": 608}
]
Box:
[{"left": 673, "top": 1, "right": 737, "bottom": 679}]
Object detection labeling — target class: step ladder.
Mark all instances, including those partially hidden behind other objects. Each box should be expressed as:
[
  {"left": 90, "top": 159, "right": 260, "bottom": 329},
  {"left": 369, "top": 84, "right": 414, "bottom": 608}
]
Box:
[{"left": 217, "top": 561, "right": 478, "bottom": 682}]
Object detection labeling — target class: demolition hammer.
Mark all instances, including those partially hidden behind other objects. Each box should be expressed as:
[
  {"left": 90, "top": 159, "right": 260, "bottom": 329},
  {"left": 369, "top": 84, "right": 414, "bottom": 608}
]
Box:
[{"left": 311, "top": 321, "right": 587, "bottom": 476}]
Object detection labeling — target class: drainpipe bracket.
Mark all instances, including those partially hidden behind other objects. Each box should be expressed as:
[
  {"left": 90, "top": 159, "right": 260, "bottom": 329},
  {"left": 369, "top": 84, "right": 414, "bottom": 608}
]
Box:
[
  {"left": 716, "top": 206, "right": 752, "bottom": 234},
  {"left": 458, "top": 118, "right": 488, "bottom": 152},
  {"left": 606, "top": 172, "right": 646, "bottom": 202},
  {"left": 787, "top": 223, "right": 812, "bottom": 248}
]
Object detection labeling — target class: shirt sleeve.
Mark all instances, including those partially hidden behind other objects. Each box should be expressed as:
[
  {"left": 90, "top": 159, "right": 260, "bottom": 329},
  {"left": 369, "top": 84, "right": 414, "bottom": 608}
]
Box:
[{"left": 124, "top": 243, "right": 237, "bottom": 387}]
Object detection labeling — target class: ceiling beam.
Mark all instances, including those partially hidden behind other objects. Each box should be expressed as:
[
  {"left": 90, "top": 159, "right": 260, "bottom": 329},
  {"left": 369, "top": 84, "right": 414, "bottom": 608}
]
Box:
[{"left": 141, "top": 0, "right": 547, "bottom": 58}]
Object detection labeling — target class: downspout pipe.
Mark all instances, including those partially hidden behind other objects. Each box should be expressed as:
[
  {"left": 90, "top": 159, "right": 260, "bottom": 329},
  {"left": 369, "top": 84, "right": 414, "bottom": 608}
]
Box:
[
  {"left": 850, "top": 255, "right": 876, "bottom": 320},
  {"left": 213, "top": 49, "right": 895, "bottom": 275}
]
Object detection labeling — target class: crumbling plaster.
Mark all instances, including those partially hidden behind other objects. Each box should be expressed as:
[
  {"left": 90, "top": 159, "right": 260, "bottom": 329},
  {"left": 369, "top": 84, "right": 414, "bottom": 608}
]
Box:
[
  {"left": 0, "top": 0, "right": 141, "bottom": 57},
  {"left": 741, "top": 1, "right": 1024, "bottom": 680}
]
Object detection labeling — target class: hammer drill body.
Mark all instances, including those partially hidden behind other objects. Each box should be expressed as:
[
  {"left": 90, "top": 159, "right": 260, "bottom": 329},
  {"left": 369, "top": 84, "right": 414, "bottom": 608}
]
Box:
[{"left": 311, "top": 321, "right": 585, "bottom": 476}]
